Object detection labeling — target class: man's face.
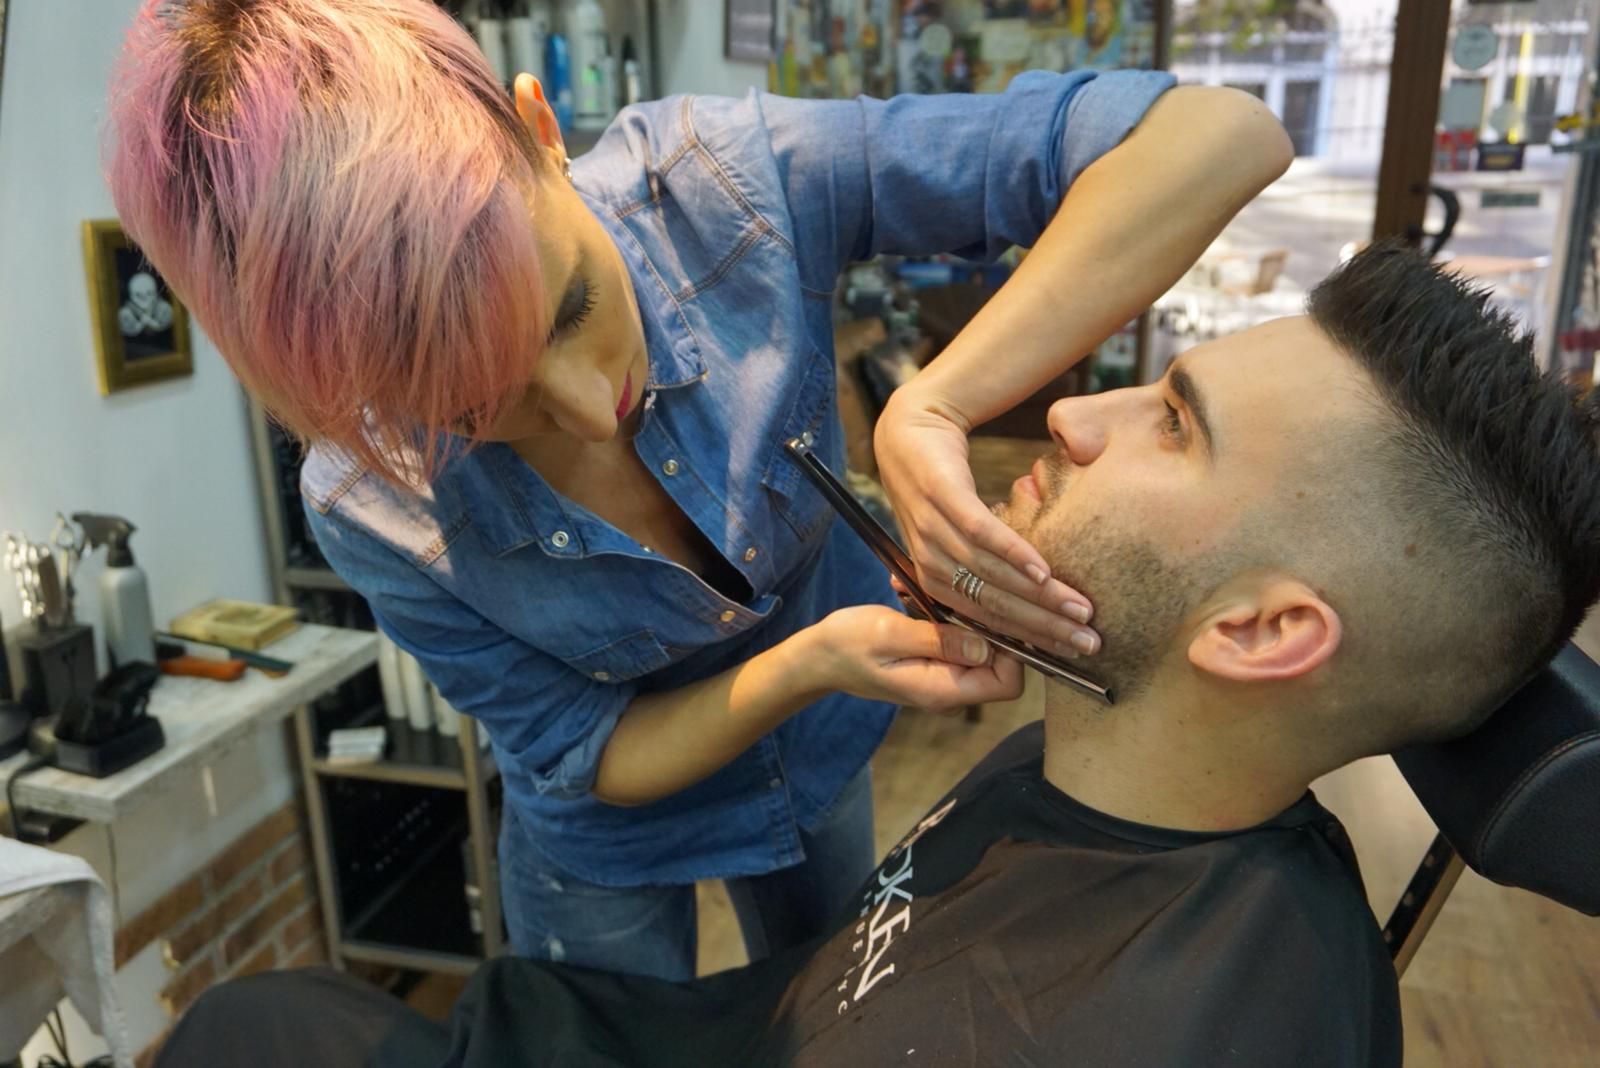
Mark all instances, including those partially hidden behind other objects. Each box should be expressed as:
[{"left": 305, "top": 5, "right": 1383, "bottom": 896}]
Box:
[{"left": 992, "top": 316, "right": 1374, "bottom": 694}]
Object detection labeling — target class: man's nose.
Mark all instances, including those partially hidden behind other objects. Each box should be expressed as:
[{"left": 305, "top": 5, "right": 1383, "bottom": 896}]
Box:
[
  {"left": 1046, "top": 384, "right": 1157, "bottom": 464},
  {"left": 1045, "top": 394, "right": 1104, "bottom": 466}
]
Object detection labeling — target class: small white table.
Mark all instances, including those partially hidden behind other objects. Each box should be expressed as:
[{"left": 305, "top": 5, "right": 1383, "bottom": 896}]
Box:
[{"left": 0, "top": 624, "right": 376, "bottom": 823}]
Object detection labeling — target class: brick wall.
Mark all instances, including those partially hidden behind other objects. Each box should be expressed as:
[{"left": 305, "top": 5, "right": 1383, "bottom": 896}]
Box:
[{"left": 113, "top": 801, "right": 325, "bottom": 1068}]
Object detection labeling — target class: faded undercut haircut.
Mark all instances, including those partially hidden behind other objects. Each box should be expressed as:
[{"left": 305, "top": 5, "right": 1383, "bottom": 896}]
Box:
[
  {"left": 1304, "top": 241, "right": 1600, "bottom": 751},
  {"left": 104, "top": 0, "right": 549, "bottom": 481}
]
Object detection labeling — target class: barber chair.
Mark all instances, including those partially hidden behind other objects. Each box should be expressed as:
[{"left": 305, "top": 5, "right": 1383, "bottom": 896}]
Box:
[{"left": 1382, "top": 641, "right": 1600, "bottom": 975}]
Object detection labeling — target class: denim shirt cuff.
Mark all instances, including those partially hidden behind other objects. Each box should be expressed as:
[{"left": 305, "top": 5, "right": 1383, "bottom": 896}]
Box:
[
  {"left": 1061, "top": 70, "right": 1178, "bottom": 188},
  {"left": 527, "top": 697, "right": 630, "bottom": 800}
]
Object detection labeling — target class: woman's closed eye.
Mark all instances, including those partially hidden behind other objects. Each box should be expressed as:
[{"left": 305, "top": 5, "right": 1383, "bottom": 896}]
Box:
[{"left": 546, "top": 275, "right": 595, "bottom": 344}]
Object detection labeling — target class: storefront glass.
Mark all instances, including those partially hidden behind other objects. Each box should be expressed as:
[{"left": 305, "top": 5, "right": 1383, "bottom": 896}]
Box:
[{"left": 1154, "top": 0, "right": 1594, "bottom": 382}]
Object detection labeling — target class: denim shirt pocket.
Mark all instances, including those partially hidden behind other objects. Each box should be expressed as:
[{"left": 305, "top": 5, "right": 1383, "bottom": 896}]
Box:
[
  {"left": 760, "top": 347, "right": 837, "bottom": 543},
  {"left": 562, "top": 628, "right": 676, "bottom": 683}
]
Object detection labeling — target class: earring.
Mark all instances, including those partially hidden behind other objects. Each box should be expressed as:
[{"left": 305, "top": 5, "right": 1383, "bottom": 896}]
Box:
[{"left": 563, "top": 155, "right": 573, "bottom": 182}]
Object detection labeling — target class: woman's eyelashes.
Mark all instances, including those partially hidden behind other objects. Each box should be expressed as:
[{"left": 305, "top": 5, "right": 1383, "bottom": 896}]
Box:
[{"left": 546, "top": 276, "right": 596, "bottom": 344}]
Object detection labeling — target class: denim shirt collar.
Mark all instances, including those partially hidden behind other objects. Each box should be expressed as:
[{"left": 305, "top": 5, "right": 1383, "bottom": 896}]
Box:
[{"left": 578, "top": 187, "right": 706, "bottom": 390}]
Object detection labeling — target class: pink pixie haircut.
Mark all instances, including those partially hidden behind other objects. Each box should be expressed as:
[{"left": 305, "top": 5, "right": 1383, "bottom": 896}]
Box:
[{"left": 104, "top": 0, "right": 548, "bottom": 482}]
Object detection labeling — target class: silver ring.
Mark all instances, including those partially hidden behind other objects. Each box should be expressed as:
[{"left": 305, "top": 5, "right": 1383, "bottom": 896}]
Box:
[{"left": 952, "top": 566, "right": 984, "bottom": 604}]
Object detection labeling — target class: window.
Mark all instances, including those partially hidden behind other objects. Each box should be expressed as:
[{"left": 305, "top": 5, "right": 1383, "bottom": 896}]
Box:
[{"left": 1283, "top": 80, "right": 1321, "bottom": 156}]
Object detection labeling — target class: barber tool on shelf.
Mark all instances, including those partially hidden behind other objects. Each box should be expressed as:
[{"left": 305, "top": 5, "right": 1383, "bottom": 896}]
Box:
[
  {"left": 3, "top": 526, "right": 96, "bottom": 719},
  {"left": 155, "top": 632, "right": 294, "bottom": 677},
  {"left": 0, "top": 609, "right": 29, "bottom": 761},
  {"left": 50, "top": 661, "right": 165, "bottom": 777},
  {"left": 784, "top": 437, "right": 1114, "bottom": 704}
]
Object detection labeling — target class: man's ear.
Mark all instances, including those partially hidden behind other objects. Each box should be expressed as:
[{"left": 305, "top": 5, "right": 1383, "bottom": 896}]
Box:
[
  {"left": 1187, "top": 576, "right": 1341, "bottom": 683},
  {"left": 514, "top": 73, "right": 565, "bottom": 159}
]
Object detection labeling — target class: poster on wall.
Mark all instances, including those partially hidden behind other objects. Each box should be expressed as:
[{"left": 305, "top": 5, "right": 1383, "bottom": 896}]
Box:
[{"left": 0, "top": 0, "right": 9, "bottom": 137}]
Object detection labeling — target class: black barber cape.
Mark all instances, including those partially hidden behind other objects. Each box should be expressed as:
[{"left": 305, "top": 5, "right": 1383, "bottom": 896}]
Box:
[{"left": 158, "top": 722, "right": 1402, "bottom": 1067}]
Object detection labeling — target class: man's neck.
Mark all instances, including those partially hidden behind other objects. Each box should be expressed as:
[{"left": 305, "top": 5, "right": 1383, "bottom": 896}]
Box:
[{"left": 1040, "top": 682, "right": 1314, "bottom": 833}]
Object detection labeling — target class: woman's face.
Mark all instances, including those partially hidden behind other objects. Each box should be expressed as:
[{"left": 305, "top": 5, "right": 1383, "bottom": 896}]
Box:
[{"left": 464, "top": 76, "right": 648, "bottom": 446}]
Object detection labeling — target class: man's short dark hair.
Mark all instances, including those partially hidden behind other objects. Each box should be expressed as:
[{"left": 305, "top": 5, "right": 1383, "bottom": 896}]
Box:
[{"left": 1305, "top": 241, "right": 1600, "bottom": 743}]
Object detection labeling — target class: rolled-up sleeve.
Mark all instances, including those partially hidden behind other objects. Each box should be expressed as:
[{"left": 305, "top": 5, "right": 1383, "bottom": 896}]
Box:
[
  {"left": 752, "top": 69, "right": 1174, "bottom": 286},
  {"left": 306, "top": 507, "right": 629, "bottom": 800}
]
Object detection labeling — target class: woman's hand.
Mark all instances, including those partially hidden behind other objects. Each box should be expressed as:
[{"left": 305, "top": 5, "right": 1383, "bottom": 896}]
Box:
[
  {"left": 812, "top": 605, "right": 1024, "bottom": 713},
  {"left": 874, "top": 385, "right": 1099, "bottom": 660}
]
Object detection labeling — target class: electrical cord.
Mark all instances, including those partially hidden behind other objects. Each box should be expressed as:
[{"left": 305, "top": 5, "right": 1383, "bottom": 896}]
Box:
[
  {"left": 4, "top": 754, "right": 49, "bottom": 841},
  {"left": 33, "top": 1009, "right": 113, "bottom": 1068}
]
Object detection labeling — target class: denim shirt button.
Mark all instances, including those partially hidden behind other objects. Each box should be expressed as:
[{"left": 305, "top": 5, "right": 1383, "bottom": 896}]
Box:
[
  {"left": 719, "top": 610, "right": 736, "bottom": 623},
  {"left": 768, "top": 777, "right": 783, "bottom": 790},
  {"left": 662, "top": 459, "right": 680, "bottom": 476},
  {"left": 592, "top": 670, "right": 611, "bottom": 682},
  {"left": 551, "top": 530, "right": 571, "bottom": 549},
  {"left": 743, "top": 547, "right": 758, "bottom": 562},
  {"left": 800, "top": 430, "right": 814, "bottom": 447}
]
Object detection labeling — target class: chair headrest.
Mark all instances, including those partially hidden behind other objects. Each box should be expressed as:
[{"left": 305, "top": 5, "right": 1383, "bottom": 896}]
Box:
[{"left": 1393, "top": 642, "right": 1600, "bottom": 916}]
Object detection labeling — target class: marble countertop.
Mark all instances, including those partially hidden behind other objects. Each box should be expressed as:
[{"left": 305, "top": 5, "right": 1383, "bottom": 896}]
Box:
[{"left": 0, "top": 624, "right": 376, "bottom": 823}]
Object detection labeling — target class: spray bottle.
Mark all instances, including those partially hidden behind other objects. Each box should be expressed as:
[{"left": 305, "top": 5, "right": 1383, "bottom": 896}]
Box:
[{"left": 73, "top": 514, "right": 156, "bottom": 667}]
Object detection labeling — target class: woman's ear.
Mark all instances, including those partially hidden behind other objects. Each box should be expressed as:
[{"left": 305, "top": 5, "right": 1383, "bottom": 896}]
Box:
[
  {"left": 1187, "top": 577, "right": 1342, "bottom": 683},
  {"left": 514, "top": 73, "right": 565, "bottom": 159}
]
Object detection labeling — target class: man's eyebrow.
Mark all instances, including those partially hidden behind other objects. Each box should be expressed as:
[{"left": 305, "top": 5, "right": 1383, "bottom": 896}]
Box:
[{"left": 1168, "top": 362, "right": 1216, "bottom": 461}]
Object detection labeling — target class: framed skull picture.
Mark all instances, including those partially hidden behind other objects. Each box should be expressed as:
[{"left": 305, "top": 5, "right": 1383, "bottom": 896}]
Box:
[{"left": 83, "top": 219, "right": 193, "bottom": 394}]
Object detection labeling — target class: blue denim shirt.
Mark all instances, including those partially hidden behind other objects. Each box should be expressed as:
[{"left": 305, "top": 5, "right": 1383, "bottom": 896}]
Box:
[{"left": 302, "top": 70, "right": 1175, "bottom": 887}]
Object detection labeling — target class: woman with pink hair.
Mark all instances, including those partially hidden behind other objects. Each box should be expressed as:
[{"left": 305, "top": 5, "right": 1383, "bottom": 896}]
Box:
[{"left": 104, "top": 0, "right": 1289, "bottom": 981}]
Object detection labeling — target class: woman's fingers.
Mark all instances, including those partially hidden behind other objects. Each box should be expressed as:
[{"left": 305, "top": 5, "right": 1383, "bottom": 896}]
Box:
[
  {"left": 873, "top": 388, "right": 1096, "bottom": 655},
  {"left": 903, "top": 506, "right": 1098, "bottom": 656},
  {"left": 931, "top": 542, "right": 1099, "bottom": 657},
  {"left": 882, "top": 651, "right": 1026, "bottom": 708},
  {"left": 942, "top": 484, "right": 1053, "bottom": 586}
]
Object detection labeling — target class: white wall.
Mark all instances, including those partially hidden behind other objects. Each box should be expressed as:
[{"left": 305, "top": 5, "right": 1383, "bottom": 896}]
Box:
[
  {"left": 0, "top": 0, "right": 273, "bottom": 652},
  {"left": 2, "top": 3, "right": 292, "bottom": 1061},
  {"left": 654, "top": 0, "right": 767, "bottom": 98}
]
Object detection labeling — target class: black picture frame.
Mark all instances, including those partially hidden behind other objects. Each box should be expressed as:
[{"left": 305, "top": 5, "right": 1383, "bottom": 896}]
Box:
[{"left": 0, "top": 0, "right": 10, "bottom": 139}]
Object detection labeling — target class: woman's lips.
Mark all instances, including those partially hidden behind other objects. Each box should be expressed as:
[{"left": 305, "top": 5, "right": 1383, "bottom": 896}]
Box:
[{"left": 615, "top": 371, "right": 633, "bottom": 422}]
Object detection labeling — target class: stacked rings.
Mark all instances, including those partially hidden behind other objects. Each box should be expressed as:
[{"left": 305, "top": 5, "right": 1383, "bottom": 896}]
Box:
[{"left": 951, "top": 566, "right": 985, "bottom": 604}]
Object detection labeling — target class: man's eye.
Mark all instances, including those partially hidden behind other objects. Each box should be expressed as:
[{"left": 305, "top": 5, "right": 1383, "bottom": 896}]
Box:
[{"left": 1161, "top": 401, "right": 1184, "bottom": 441}]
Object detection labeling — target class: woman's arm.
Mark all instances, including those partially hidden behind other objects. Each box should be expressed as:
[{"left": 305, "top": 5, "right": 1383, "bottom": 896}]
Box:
[
  {"left": 875, "top": 86, "right": 1293, "bottom": 654},
  {"left": 898, "top": 86, "right": 1290, "bottom": 427},
  {"left": 593, "top": 606, "right": 1021, "bottom": 806},
  {"left": 311, "top": 503, "right": 1022, "bottom": 810}
]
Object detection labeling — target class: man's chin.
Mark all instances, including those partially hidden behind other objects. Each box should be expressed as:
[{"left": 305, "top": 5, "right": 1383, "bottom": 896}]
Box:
[{"left": 990, "top": 491, "right": 1039, "bottom": 537}]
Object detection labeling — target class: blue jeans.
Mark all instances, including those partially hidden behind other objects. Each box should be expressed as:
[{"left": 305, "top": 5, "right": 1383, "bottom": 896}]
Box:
[{"left": 497, "top": 766, "right": 875, "bottom": 982}]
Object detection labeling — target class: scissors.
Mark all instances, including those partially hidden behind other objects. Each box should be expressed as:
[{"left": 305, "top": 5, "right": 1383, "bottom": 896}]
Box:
[{"left": 784, "top": 438, "right": 1114, "bottom": 705}]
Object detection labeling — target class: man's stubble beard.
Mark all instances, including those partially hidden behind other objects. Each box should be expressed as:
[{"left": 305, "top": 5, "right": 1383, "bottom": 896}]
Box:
[{"left": 997, "top": 474, "right": 1221, "bottom": 704}]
